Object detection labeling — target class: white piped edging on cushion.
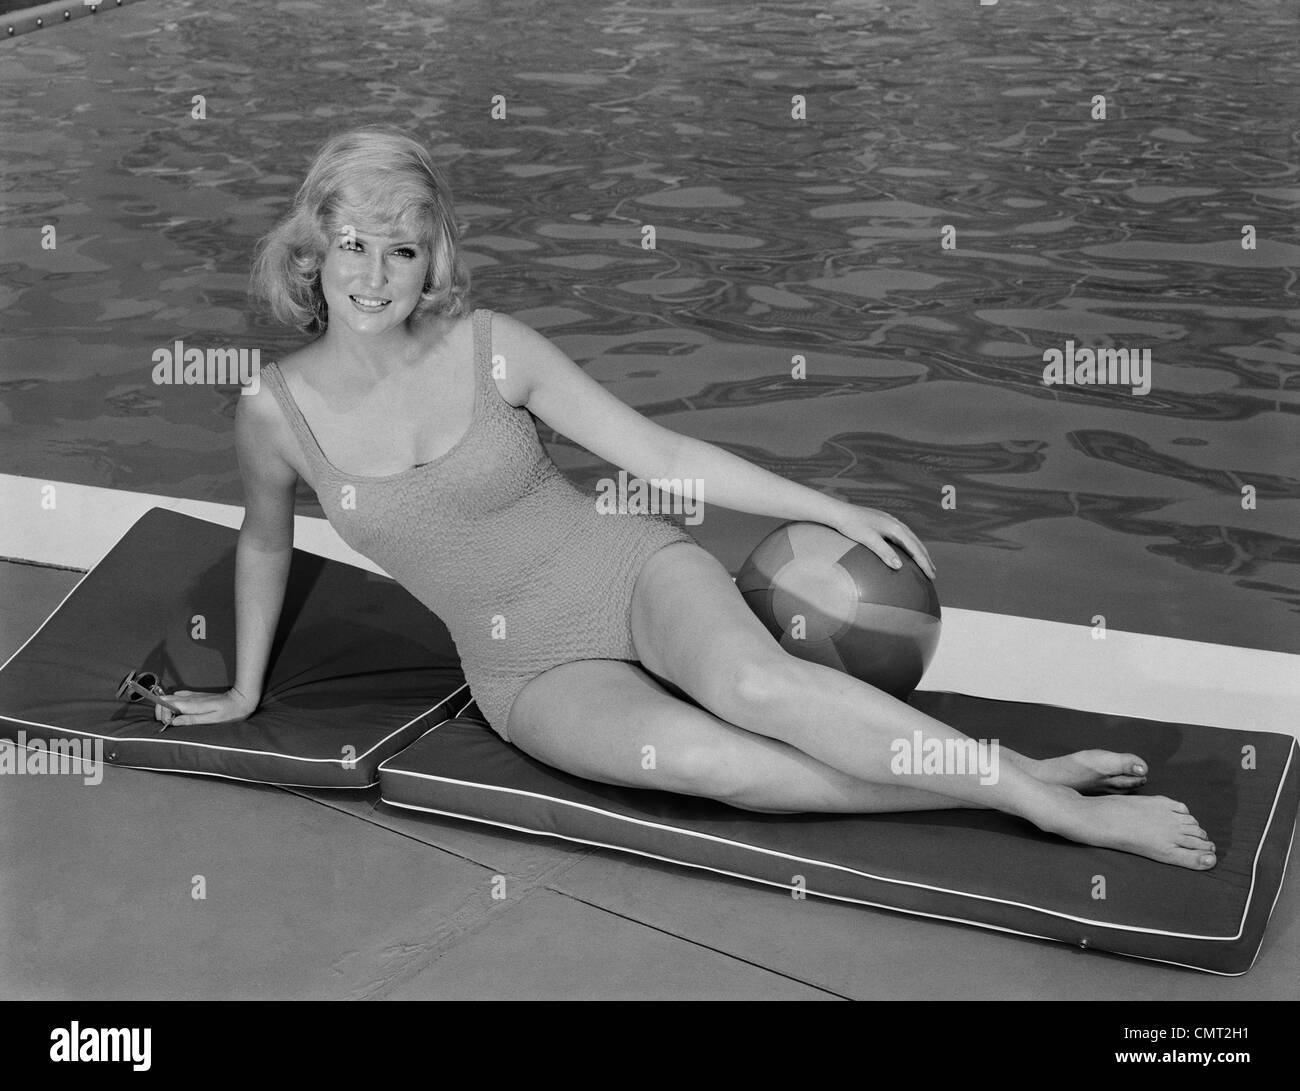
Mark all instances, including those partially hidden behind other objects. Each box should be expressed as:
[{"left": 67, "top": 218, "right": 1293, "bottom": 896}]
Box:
[{"left": 3, "top": 474, "right": 1296, "bottom": 734}]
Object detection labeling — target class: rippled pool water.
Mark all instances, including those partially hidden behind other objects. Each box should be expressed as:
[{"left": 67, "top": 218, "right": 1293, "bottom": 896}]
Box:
[{"left": 1, "top": 0, "right": 1297, "bottom": 653}]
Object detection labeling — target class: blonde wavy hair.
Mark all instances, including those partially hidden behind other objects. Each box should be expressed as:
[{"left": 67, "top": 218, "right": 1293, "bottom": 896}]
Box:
[{"left": 250, "top": 126, "right": 471, "bottom": 333}]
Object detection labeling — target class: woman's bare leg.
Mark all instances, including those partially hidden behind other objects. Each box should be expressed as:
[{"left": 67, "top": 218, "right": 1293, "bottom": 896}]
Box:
[
  {"left": 508, "top": 659, "right": 993, "bottom": 814},
  {"left": 623, "top": 542, "right": 1217, "bottom": 870},
  {"left": 507, "top": 658, "right": 1210, "bottom": 872}
]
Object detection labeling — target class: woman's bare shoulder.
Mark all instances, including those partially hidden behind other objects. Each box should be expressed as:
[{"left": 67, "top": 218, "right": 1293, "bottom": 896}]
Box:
[
  {"left": 273, "top": 339, "right": 325, "bottom": 383},
  {"left": 238, "top": 341, "right": 311, "bottom": 434},
  {"left": 417, "top": 306, "right": 476, "bottom": 346},
  {"left": 479, "top": 310, "right": 547, "bottom": 406},
  {"left": 235, "top": 363, "right": 303, "bottom": 480}
]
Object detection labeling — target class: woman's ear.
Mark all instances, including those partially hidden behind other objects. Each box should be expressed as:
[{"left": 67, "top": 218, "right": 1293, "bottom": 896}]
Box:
[{"left": 419, "top": 260, "right": 438, "bottom": 298}]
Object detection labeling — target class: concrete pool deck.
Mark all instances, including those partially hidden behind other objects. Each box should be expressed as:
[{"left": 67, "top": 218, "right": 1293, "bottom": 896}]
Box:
[{"left": 2, "top": 553, "right": 1297, "bottom": 1000}]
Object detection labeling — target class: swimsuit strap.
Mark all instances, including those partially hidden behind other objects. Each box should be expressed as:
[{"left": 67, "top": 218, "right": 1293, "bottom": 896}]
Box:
[
  {"left": 466, "top": 307, "right": 497, "bottom": 425},
  {"left": 259, "top": 360, "right": 335, "bottom": 481}
]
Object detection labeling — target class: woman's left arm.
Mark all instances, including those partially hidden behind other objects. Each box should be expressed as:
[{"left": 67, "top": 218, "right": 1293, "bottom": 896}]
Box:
[
  {"left": 670, "top": 434, "right": 935, "bottom": 578},
  {"left": 498, "top": 313, "right": 935, "bottom": 578}
]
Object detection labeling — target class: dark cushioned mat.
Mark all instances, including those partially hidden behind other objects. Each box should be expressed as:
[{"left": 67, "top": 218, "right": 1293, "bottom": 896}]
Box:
[
  {"left": 0, "top": 509, "right": 468, "bottom": 787},
  {"left": 6, "top": 507, "right": 1294, "bottom": 972},
  {"left": 379, "top": 703, "right": 1298, "bottom": 975}
]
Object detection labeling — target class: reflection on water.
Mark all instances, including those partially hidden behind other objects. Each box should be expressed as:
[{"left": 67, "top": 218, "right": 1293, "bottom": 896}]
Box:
[{"left": 0, "top": 0, "right": 1297, "bottom": 652}]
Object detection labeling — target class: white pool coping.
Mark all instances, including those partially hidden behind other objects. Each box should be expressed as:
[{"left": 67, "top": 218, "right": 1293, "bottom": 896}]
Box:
[{"left": 2, "top": 472, "right": 1296, "bottom": 737}]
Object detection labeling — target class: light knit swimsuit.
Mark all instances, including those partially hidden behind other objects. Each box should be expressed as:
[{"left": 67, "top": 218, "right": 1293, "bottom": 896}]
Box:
[{"left": 261, "top": 308, "right": 697, "bottom": 741}]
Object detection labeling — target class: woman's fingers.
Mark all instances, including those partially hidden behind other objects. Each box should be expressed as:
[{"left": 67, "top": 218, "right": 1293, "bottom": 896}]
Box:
[
  {"left": 154, "top": 692, "right": 184, "bottom": 721},
  {"left": 151, "top": 691, "right": 207, "bottom": 727},
  {"left": 152, "top": 690, "right": 256, "bottom": 728},
  {"left": 842, "top": 509, "right": 937, "bottom": 579},
  {"left": 861, "top": 523, "right": 937, "bottom": 580},
  {"left": 864, "top": 533, "right": 903, "bottom": 571},
  {"left": 886, "top": 522, "right": 937, "bottom": 579}
]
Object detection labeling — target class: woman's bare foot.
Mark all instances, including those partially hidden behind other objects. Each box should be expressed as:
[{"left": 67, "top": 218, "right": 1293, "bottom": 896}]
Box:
[
  {"left": 1028, "top": 750, "right": 1148, "bottom": 794},
  {"left": 1041, "top": 789, "right": 1218, "bottom": 870}
]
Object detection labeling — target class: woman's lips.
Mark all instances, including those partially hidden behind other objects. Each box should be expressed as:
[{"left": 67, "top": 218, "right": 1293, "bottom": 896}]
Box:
[{"left": 349, "top": 294, "right": 391, "bottom": 312}]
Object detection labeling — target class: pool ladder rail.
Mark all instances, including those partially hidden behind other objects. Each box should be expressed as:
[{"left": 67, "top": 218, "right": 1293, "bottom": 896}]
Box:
[{"left": 4, "top": 0, "right": 147, "bottom": 40}]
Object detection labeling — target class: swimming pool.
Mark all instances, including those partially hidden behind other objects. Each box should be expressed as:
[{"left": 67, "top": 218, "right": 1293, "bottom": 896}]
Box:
[{"left": 1, "top": 0, "right": 1297, "bottom": 654}]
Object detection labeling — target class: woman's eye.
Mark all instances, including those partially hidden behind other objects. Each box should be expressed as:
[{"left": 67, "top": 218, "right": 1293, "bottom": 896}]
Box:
[
  {"left": 394, "top": 248, "right": 416, "bottom": 258},
  {"left": 340, "top": 239, "right": 362, "bottom": 252}
]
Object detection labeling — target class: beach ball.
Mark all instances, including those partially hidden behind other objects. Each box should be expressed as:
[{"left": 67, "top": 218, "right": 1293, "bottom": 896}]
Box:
[{"left": 737, "top": 521, "right": 941, "bottom": 700}]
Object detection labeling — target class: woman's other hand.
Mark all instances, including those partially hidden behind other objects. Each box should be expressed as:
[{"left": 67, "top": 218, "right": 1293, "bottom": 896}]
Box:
[
  {"left": 154, "top": 687, "right": 259, "bottom": 728},
  {"left": 832, "top": 505, "right": 937, "bottom": 580}
]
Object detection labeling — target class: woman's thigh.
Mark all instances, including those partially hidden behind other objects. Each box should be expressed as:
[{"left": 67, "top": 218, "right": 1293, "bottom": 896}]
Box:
[
  {"left": 628, "top": 540, "right": 788, "bottom": 715},
  {"left": 507, "top": 657, "right": 774, "bottom": 801}
]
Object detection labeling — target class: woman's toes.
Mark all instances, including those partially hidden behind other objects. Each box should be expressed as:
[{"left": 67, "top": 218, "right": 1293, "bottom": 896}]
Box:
[
  {"left": 1172, "top": 847, "right": 1217, "bottom": 869},
  {"left": 1097, "top": 751, "right": 1146, "bottom": 778}
]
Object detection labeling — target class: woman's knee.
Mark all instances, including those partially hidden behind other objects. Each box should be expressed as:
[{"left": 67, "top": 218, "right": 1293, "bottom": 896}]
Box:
[
  {"left": 636, "top": 731, "right": 732, "bottom": 800},
  {"left": 618, "top": 711, "right": 757, "bottom": 802},
  {"left": 711, "top": 651, "right": 805, "bottom": 721}
]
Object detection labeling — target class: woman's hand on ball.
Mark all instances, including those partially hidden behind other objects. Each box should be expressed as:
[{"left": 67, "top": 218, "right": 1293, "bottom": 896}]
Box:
[
  {"left": 832, "top": 506, "right": 936, "bottom": 579},
  {"left": 153, "top": 687, "right": 258, "bottom": 728}
]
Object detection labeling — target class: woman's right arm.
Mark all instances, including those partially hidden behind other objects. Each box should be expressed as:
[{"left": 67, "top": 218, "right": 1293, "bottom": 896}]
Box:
[{"left": 156, "top": 384, "right": 299, "bottom": 727}]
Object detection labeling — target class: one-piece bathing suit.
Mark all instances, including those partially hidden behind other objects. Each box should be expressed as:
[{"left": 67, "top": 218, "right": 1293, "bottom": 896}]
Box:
[{"left": 260, "top": 308, "right": 697, "bottom": 741}]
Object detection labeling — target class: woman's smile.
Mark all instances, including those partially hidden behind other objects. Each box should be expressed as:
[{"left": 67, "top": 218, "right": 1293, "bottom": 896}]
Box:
[{"left": 348, "top": 293, "right": 392, "bottom": 313}]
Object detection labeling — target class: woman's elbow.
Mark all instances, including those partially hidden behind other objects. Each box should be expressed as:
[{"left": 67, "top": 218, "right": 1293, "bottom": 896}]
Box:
[{"left": 238, "top": 504, "right": 294, "bottom": 553}]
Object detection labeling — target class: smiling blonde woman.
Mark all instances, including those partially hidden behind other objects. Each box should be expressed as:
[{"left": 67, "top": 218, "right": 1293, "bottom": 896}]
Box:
[{"left": 159, "top": 126, "right": 1217, "bottom": 872}]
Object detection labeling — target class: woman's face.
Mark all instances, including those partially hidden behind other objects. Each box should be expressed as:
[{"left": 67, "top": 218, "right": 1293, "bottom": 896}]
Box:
[{"left": 317, "top": 222, "right": 430, "bottom": 335}]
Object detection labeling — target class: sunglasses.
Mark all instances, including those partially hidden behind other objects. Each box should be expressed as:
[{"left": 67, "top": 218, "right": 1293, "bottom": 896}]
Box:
[{"left": 115, "top": 670, "right": 183, "bottom": 723}]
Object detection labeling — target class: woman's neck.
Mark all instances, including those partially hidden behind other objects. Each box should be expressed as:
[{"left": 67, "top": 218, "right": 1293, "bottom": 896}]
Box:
[{"left": 319, "top": 313, "right": 441, "bottom": 382}]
